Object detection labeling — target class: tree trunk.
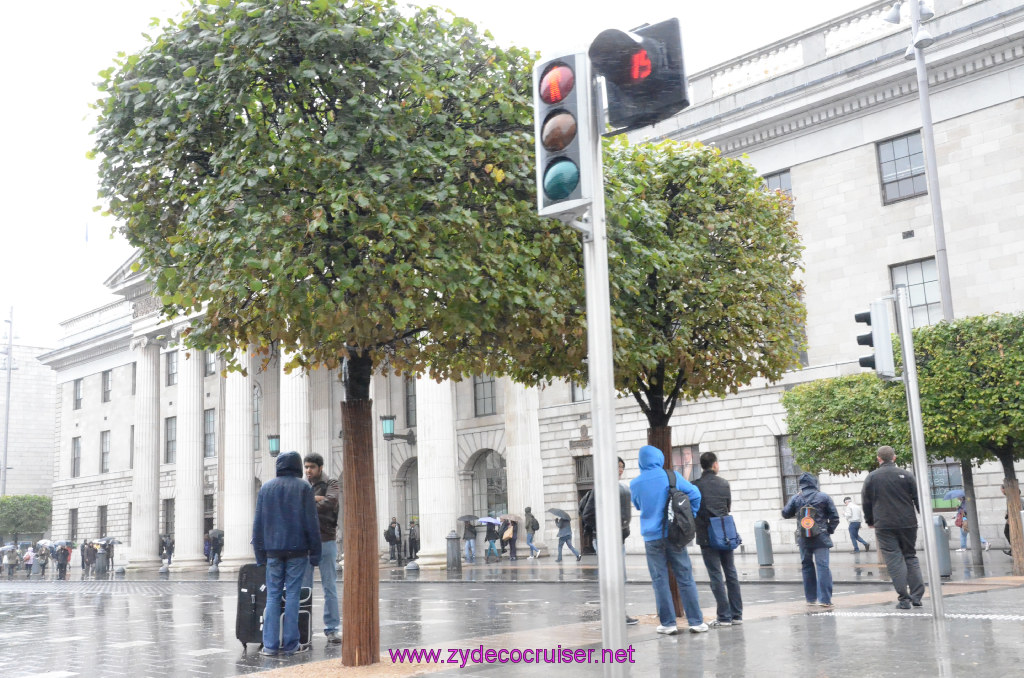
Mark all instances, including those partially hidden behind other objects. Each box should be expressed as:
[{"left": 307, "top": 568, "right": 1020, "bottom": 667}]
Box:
[
  {"left": 997, "top": 454, "right": 1024, "bottom": 577},
  {"left": 647, "top": 425, "right": 682, "bottom": 618},
  {"left": 961, "top": 462, "right": 985, "bottom": 567},
  {"left": 341, "top": 355, "right": 379, "bottom": 666}
]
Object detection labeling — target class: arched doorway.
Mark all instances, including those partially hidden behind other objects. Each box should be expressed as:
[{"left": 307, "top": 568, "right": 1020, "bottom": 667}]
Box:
[{"left": 397, "top": 457, "right": 419, "bottom": 528}]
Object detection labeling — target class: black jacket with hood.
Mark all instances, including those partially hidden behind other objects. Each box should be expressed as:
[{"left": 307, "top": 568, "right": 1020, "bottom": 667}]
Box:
[
  {"left": 782, "top": 472, "right": 841, "bottom": 549},
  {"left": 251, "top": 451, "right": 322, "bottom": 566}
]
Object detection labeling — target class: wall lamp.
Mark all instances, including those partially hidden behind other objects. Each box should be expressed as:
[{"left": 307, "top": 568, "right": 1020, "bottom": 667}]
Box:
[
  {"left": 380, "top": 415, "right": 416, "bottom": 445},
  {"left": 267, "top": 434, "right": 281, "bottom": 457}
]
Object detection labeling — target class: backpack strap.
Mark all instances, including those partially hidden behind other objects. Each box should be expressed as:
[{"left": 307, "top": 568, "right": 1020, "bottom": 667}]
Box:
[{"left": 665, "top": 468, "right": 676, "bottom": 489}]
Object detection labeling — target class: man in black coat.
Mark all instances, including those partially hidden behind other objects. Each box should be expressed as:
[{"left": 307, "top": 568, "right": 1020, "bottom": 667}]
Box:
[
  {"left": 862, "top": 445, "right": 924, "bottom": 609},
  {"left": 693, "top": 452, "right": 743, "bottom": 626}
]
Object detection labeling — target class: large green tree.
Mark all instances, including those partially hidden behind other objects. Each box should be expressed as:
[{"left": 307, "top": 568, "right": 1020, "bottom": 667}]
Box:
[
  {"left": 0, "top": 495, "right": 52, "bottom": 542},
  {"left": 782, "top": 314, "right": 1024, "bottom": 575},
  {"left": 91, "top": 0, "right": 584, "bottom": 665}
]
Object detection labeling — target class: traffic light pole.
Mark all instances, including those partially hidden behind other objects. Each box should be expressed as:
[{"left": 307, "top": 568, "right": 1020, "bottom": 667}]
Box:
[
  {"left": 894, "top": 286, "right": 945, "bottom": 620},
  {"left": 576, "top": 75, "right": 629, "bottom": 675}
]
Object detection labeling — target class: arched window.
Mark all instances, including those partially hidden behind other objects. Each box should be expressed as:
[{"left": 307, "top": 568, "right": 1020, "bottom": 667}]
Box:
[{"left": 471, "top": 450, "right": 507, "bottom": 518}]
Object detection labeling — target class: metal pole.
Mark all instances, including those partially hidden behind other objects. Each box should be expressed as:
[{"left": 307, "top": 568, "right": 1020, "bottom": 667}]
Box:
[
  {"left": 1, "top": 307, "right": 13, "bottom": 498},
  {"left": 894, "top": 286, "right": 944, "bottom": 619},
  {"left": 583, "top": 76, "right": 628, "bottom": 675}
]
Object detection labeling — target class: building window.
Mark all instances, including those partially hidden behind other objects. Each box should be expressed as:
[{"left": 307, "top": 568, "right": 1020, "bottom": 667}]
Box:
[
  {"left": 404, "top": 377, "right": 417, "bottom": 428},
  {"left": 131, "top": 362, "right": 137, "bottom": 395},
  {"left": 571, "top": 381, "right": 591, "bottom": 403},
  {"left": 204, "top": 409, "right": 216, "bottom": 458},
  {"left": 473, "top": 375, "right": 496, "bottom": 417},
  {"left": 252, "top": 383, "right": 262, "bottom": 451},
  {"left": 471, "top": 450, "right": 507, "bottom": 518},
  {"left": 73, "top": 379, "right": 83, "bottom": 410},
  {"left": 69, "top": 509, "right": 78, "bottom": 541},
  {"left": 670, "top": 445, "right": 702, "bottom": 483},
  {"left": 930, "top": 459, "right": 963, "bottom": 510},
  {"left": 204, "top": 494, "right": 215, "bottom": 534},
  {"left": 891, "top": 258, "right": 942, "bottom": 328},
  {"left": 98, "top": 505, "right": 108, "bottom": 538},
  {"left": 101, "top": 370, "right": 112, "bottom": 403},
  {"left": 166, "top": 351, "right": 178, "bottom": 386},
  {"left": 574, "top": 455, "right": 594, "bottom": 485},
  {"left": 71, "top": 437, "right": 82, "bottom": 478},
  {"left": 204, "top": 351, "right": 217, "bottom": 377},
  {"left": 778, "top": 435, "right": 811, "bottom": 504},
  {"left": 878, "top": 131, "right": 927, "bottom": 204},
  {"left": 162, "top": 498, "right": 175, "bottom": 538},
  {"left": 129, "top": 425, "right": 135, "bottom": 470},
  {"left": 763, "top": 169, "right": 792, "bottom": 196},
  {"left": 165, "top": 416, "right": 177, "bottom": 464},
  {"left": 100, "top": 430, "right": 111, "bottom": 474}
]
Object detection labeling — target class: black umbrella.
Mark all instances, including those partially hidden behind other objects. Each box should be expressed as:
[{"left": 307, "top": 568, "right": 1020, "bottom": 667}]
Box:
[
  {"left": 95, "top": 537, "right": 123, "bottom": 545},
  {"left": 208, "top": 529, "right": 224, "bottom": 540},
  {"left": 547, "top": 508, "right": 571, "bottom": 520},
  {"left": 457, "top": 515, "right": 479, "bottom": 523},
  {"left": 54, "top": 540, "right": 74, "bottom": 547}
]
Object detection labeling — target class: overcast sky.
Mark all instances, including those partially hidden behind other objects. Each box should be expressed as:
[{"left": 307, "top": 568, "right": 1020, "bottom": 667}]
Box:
[{"left": 0, "top": 0, "right": 873, "bottom": 347}]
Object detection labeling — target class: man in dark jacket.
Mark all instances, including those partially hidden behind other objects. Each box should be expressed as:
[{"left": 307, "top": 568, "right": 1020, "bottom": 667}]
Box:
[
  {"left": 782, "top": 472, "right": 840, "bottom": 607},
  {"left": 693, "top": 452, "right": 743, "bottom": 626},
  {"left": 252, "top": 450, "right": 322, "bottom": 656},
  {"left": 861, "top": 445, "right": 924, "bottom": 609},
  {"left": 463, "top": 520, "right": 477, "bottom": 563},
  {"left": 302, "top": 453, "right": 341, "bottom": 644}
]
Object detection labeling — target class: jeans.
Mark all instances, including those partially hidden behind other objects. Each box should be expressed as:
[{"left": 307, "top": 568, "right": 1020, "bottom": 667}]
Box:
[
  {"left": 959, "top": 527, "right": 986, "bottom": 549},
  {"left": 302, "top": 540, "right": 339, "bottom": 635},
  {"left": 700, "top": 546, "right": 743, "bottom": 622},
  {"left": 465, "top": 538, "right": 476, "bottom": 563},
  {"left": 798, "top": 541, "right": 833, "bottom": 605},
  {"left": 876, "top": 527, "right": 925, "bottom": 603},
  {"left": 556, "top": 536, "right": 579, "bottom": 561},
  {"left": 264, "top": 555, "right": 307, "bottom": 653},
  {"left": 526, "top": 532, "right": 538, "bottom": 556},
  {"left": 487, "top": 540, "right": 499, "bottom": 558},
  {"left": 644, "top": 538, "right": 704, "bottom": 627},
  {"left": 849, "top": 522, "right": 869, "bottom": 550}
]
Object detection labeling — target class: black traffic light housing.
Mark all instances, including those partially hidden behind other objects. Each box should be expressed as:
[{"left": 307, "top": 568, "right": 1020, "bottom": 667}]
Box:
[
  {"left": 855, "top": 301, "right": 896, "bottom": 378},
  {"left": 533, "top": 53, "right": 595, "bottom": 220},
  {"left": 589, "top": 18, "right": 689, "bottom": 134}
]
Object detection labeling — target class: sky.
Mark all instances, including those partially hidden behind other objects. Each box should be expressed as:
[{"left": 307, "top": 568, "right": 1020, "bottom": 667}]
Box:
[{"left": 0, "top": 0, "right": 874, "bottom": 347}]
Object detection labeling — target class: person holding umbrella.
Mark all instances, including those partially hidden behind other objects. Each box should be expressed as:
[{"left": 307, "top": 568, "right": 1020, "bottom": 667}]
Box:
[
  {"left": 480, "top": 517, "right": 501, "bottom": 562},
  {"left": 500, "top": 514, "right": 521, "bottom": 561},
  {"left": 2, "top": 545, "right": 18, "bottom": 579},
  {"left": 548, "top": 508, "right": 581, "bottom": 563},
  {"left": 524, "top": 507, "right": 541, "bottom": 559},
  {"left": 459, "top": 516, "right": 478, "bottom": 564},
  {"left": 953, "top": 493, "right": 989, "bottom": 551}
]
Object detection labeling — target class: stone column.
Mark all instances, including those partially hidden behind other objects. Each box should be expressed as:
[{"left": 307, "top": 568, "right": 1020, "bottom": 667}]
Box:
[
  {"left": 413, "top": 376, "right": 457, "bottom": 567},
  {"left": 310, "top": 365, "right": 332, "bottom": 469},
  {"left": 220, "top": 349, "right": 256, "bottom": 571},
  {"left": 279, "top": 353, "right": 310, "bottom": 455},
  {"left": 128, "top": 337, "right": 162, "bottom": 569},
  {"left": 371, "top": 374, "right": 391, "bottom": 559},
  {"left": 502, "top": 378, "right": 548, "bottom": 554},
  {"left": 174, "top": 342, "right": 206, "bottom": 567}
]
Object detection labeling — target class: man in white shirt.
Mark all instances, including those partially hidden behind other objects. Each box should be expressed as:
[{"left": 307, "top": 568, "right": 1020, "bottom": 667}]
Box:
[{"left": 843, "top": 497, "right": 870, "bottom": 553}]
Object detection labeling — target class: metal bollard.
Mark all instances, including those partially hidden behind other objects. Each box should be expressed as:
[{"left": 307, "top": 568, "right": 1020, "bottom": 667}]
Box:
[
  {"left": 446, "top": 530, "right": 462, "bottom": 573},
  {"left": 933, "top": 515, "right": 951, "bottom": 577},
  {"left": 753, "top": 520, "right": 774, "bottom": 566}
]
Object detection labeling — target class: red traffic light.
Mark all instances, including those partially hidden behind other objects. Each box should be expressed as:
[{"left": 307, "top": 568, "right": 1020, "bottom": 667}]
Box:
[
  {"left": 631, "top": 50, "right": 652, "bottom": 80},
  {"left": 539, "top": 64, "right": 575, "bottom": 104}
]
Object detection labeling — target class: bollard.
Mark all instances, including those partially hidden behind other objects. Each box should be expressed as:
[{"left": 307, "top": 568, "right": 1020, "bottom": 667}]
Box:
[
  {"left": 933, "top": 514, "right": 951, "bottom": 577},
  {"left": 753, "top": 520, "right": 774, "bottom": 566},
  {"left": 95, "top": 547, "right": 109, "bottom": 577},
  {"left": 446, "top": 530, "right": 462, "bottom": 573}
]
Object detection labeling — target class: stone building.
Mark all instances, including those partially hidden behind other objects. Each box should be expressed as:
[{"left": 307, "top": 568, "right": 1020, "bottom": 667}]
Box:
[{"left": 40, "top": 0, "right": 1024, "bottom": 567}]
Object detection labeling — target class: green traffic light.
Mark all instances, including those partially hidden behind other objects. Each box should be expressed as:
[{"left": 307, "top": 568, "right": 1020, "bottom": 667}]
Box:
[{"left": 543, "top": 159, "right": 580, "bottom": 200}]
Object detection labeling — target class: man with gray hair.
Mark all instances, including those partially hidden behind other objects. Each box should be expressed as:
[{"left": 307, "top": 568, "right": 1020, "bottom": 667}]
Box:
[{"left": 861, "top": 445, "right": 924, "bottom": 609}]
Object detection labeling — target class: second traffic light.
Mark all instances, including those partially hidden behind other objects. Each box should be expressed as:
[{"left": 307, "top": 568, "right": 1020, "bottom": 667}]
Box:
[
  {"left": 855, "top": 301, "right": 896, "bottom": 379},
  {"left": 533, "top": 53, "right": 595, "bottom": 220},
  {"left": 589, "top": 18, "right": 689, "bottom": 133}
]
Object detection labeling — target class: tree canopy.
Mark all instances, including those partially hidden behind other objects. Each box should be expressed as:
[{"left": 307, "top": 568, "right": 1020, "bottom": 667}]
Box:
[
  {"left": 603, "top": 139, "right": 805, "bottom": 427},
  {"left": 92, "top": 0, "right": 586, "bottom": 382},
  {"left": 0, "top": 495, "right": 52, "bottom": 539}
]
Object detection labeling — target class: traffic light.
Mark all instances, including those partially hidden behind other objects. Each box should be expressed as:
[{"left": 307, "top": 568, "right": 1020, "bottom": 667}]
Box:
[
  {"left": 533, "top": 53, "right": 595, "bottom": 220},
  {"left": 588, "top": 18, "right": 689, "bottom": 133},
  {"left": 855, "top": 301, "right": 896, "bottom": 378}
]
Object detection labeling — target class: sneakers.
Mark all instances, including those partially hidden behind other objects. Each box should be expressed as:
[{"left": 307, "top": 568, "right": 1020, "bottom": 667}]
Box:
[
  {"left": 984, "top": 542, "right": 991, "bottom": 551},
  {"left": 911, "top": 600, "right": 923, "bottom": 608},
  {"left": 259, "top": 648, "right": 278, "bottom": 657},
  {"left": 955, "top": 548, "right": 966, "bottom": 552},
  {"left": 708, "top": 620, "right": 732, "bottom": 628},
  {"left": 656, "top": 625, "right": 678, "bottom": 635},
  {"left": 864, "top": 543, "right": 870, "bottom": 552},
  {"left": 576, "top": 554, "right": 582, "bottom": 562},
  {"left": 284, "top": 643, "right": 311, "bottom": 656},
  {"left": 731, "top": 619, "right": 743, "bottom": 625},
  {"left": 689, "top": 623, "right": 709, "bottom": 634},
  {"left": 325, "top": 631, "right": 342, "bottom": 645},
  {"left": 818, "top": 602, "right": 835, "bottom": 609},
  {"left": 626, "top": 615, "right": 639, "bottom": 626},
  {"left": 896, "top": 600, "right": 912, "bottom": 610}
]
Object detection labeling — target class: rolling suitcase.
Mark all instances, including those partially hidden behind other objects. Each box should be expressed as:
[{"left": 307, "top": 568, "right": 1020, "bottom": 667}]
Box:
[{"left": 236, "top": 562, "right": 313, "bottom": 650}]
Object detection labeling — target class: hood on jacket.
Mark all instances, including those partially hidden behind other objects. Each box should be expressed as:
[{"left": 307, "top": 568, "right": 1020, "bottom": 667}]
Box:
[
  {"left": 638, "top": 445, "right": 665, "bottom": 470},
  {"left": 276, "top": 451, "right": 304, "bottom": 478},
  {"left": 798, "top": 472, "right": 819, "bottom": 492}
]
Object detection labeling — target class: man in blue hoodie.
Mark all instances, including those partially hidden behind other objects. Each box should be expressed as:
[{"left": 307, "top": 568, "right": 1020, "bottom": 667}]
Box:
[
  {"left": 782, "top": 472, "right": 841, "bottom": 608},
  {"left": 252, "top": 450, "right": 323, "bottom": 656},
  {"left": 630, "top": 445, "right": 707, "bottom": 635}
]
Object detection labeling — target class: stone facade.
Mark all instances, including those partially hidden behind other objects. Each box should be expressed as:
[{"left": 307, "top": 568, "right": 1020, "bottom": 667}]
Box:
[{"left": 0, "top": 343, "right": 57, "bottom": 501}]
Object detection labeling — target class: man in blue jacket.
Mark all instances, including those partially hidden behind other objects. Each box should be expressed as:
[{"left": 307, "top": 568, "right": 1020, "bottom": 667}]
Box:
[
  {"left": 252, "top": 450, "right": 322, "bottom": 656},
  {"left": 630, "top": 445, "right": 707, "bottom": 635},
  {"left": 782, "top": 472, "right": 841, "bottom": 608}
]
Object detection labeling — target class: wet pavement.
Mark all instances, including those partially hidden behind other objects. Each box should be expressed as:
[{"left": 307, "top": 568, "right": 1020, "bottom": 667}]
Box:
[{"left": 1, "top": 548, "right": 1021, "bottom": 677}]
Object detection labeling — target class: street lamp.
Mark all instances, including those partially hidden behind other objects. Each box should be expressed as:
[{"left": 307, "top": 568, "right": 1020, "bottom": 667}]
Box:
[
  {"left": 266, "top": 434, "right": 280, "bottom": 457},
  {"left": 379, "top": 415, "right": 415, "bottom": 445}
]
